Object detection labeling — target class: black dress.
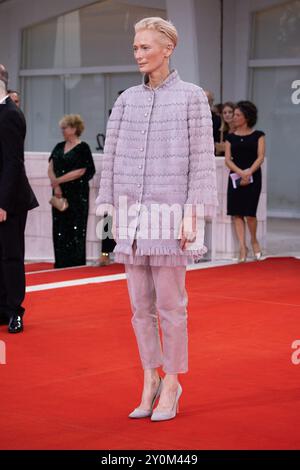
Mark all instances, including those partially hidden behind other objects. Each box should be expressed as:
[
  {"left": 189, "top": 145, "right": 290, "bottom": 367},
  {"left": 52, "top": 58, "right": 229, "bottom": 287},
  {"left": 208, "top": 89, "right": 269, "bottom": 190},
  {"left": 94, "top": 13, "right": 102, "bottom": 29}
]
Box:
[
  {"left": 49, "top": 142, "right": 96, "bottom": 268},
  {"left": 226, "top": 130, "right": 265, "bottom": 217}
]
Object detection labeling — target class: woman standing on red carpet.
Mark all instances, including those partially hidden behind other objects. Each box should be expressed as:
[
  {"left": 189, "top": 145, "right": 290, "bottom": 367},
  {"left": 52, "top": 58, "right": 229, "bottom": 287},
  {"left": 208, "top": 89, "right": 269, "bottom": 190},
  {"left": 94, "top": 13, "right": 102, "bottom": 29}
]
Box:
[
  {"left": 96, "top": 17, "right": 218, "bottom": 421},
  {"left": 225, "top": 102, "right": 265, "bottom": 262}
]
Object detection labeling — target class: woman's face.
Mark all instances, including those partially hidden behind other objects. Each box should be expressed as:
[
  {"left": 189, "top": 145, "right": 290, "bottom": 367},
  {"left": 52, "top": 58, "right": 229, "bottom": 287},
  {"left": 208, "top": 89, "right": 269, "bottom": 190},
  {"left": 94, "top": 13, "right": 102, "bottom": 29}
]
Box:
[
  {"left": 233, "top": 108, "right": 247, "bottom": 128},
  {"left": 222, "top": 106, "right": 234, "bottom": 124},
  {"left": 61, "top": 125, "right": 76, "bottom": 140},
  {"left": 133, "top": 29, "right": 172, "bottom": 75}
]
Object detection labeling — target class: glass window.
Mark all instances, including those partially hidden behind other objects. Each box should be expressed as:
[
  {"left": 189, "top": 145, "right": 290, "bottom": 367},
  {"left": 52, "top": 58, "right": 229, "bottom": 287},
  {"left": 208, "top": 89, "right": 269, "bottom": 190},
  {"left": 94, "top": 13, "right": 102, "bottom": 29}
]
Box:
[
  {"left": 22, "top": 72, "right": 140, "bottom": 152},
  {"left": 251, "top": 67, "right": 300, "bottom": 215},
  {"left": 21, "top": 0, "right": 166, "bottom": 151},
  {"left": 251, "top": 0, "right": 300, "bottom": 59},
  {"left": 21, "top": 16, "right": 60, "bottom": 70},
  {"left": 80, "top": 1, "right": 165, "bottom": 67},
  {"left": 21, "top": 0, "right": 166, "bottom": 69},
  {"left": 23, "top": 76, "right": 64, "bottom": 152}
]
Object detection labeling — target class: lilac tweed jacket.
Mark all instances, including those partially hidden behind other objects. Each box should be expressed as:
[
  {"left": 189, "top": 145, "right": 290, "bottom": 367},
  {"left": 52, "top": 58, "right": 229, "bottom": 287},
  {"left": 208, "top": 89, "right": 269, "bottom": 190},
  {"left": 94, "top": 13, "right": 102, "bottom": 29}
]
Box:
[{"left": 96, "top": 70, "right": 218, "bottom": 266}]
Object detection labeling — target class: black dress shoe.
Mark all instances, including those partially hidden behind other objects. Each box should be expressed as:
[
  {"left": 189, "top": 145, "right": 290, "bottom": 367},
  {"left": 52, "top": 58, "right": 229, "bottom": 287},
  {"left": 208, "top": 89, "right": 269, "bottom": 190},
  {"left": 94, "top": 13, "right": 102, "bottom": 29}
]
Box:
[{"left": 8, "top": 315, "right": 24, "bottom": 334}]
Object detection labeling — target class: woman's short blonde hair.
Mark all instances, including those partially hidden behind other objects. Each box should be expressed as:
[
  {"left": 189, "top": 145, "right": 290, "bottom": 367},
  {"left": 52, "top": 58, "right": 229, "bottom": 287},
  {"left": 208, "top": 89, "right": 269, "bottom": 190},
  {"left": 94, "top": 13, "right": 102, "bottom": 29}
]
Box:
[
  {"left": 134, "top": 17, "right": 178, "bottom": 48},
  {"left": 59, "top": 114, "right": 85, "bottom": 136}
]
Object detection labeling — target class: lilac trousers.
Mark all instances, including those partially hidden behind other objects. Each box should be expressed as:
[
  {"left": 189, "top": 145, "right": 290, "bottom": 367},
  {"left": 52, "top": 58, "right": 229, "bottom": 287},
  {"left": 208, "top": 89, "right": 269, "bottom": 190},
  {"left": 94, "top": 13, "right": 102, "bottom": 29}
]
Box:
[{"left": 125, "top": 264, "right": 188, "bottom": 374}]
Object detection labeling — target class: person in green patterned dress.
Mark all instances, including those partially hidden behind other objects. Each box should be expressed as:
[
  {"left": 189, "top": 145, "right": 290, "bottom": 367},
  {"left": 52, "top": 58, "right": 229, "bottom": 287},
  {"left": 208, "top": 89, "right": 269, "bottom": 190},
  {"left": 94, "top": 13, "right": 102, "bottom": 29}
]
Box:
[{"left": 48, "top": 114, "right": 95, "bottom": 268}]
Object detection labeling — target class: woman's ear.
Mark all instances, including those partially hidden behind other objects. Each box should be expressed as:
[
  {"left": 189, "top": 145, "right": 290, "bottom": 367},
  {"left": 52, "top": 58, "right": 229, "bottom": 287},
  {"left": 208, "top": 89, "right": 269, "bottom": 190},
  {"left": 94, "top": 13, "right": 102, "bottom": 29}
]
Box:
[{"left": 165, "top": 43, "right": 174, "bottom": 58}]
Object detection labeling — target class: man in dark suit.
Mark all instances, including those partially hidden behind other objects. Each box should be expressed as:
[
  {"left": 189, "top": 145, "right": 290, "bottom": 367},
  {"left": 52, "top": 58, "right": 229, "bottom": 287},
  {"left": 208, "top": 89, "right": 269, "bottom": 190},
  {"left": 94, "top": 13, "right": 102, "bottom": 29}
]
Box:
[{"left": 0, "top": 64, "right": 39, "bottom": 333}]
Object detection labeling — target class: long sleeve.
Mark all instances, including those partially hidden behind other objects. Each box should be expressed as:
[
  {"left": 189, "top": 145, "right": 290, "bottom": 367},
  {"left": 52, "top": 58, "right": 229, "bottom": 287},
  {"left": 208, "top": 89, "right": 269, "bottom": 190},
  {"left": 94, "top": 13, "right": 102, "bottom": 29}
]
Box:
[
  {"left": 75, "top": 143, "right": 95, "bottom": 181},
  {"left": 186, "top": 88, "right": 218, "bottom": 218},
  {"left": 0, "top": 110, "right": 25, "bottom": 211},
  {"left": 95, "top": 93, "right": 125, "bottom": 215}
]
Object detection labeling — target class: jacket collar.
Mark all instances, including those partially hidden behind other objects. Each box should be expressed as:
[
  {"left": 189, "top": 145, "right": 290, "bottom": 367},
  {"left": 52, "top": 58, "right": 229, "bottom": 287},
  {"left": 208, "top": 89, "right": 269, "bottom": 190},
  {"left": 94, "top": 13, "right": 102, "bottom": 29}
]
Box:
[{"left": 143, "top": 69, "right": 180, "bottom": 91}]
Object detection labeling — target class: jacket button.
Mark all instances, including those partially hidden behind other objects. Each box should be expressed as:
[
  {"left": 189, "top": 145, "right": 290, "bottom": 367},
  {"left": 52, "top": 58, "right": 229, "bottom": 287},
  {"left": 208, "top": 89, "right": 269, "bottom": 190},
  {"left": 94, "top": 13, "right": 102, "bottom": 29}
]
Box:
[
  {"left": 144, "top": 113, "right": 148, "bottom": 117},
  {"left": 138, "top": 184, "right": 141, "bottom": 187},
  {"left": 140, "top": 148, "right": 144, "bottom": 152},
  {"left": 138, "top": 165, "right": 142, "bottom": 169}
]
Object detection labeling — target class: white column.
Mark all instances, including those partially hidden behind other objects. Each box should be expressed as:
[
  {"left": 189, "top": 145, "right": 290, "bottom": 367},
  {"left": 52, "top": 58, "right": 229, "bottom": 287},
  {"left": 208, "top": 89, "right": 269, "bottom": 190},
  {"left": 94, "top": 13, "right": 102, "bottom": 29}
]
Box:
[{"left": 166, "top": 0, "right": 200, "bottom": 85}]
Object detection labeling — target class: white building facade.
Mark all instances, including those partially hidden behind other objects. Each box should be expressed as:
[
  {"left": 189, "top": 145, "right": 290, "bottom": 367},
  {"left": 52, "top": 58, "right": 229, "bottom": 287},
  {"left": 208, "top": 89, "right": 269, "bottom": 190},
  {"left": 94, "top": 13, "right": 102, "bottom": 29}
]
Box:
[{"left": 0, "top": 0, "right": 299, "bottom": 260}]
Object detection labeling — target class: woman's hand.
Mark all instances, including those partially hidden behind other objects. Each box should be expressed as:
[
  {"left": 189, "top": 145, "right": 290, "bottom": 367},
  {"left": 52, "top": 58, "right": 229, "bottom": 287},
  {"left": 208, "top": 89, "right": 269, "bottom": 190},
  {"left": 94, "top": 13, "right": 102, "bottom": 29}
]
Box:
[
  {"left": 179, "top": 215, "right": 197, "bottom": 250},
  {"left": 54, "top": 185, "right": 63, "bottom": 198},
  {"left": 240, "top": 178, "right": 250, "bottom": 186},
  {"left": 0, "top": 208, "right": 7, "bottom": 223},
  {"left": 50, "top": 177, "right": 60, "bottom": 188},
  {"left": 238, "top": 169, "right": 248, "bottom": 178},
  {"left": 243, "top": 168, "right": 253, "bottom": 177},
  {"left": 239, "top": 168, "right": 252, "bottom": 186}
]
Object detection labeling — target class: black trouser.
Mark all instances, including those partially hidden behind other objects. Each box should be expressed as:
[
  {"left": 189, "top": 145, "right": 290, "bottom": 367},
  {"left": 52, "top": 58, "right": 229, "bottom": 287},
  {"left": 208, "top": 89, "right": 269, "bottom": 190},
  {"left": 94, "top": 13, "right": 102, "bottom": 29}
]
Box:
[
  {"left": 0, "top": 211, "right": 27, "bottom": 319},
  {"left": 101, "top": 214, "right": 116, "bottom": 254}
]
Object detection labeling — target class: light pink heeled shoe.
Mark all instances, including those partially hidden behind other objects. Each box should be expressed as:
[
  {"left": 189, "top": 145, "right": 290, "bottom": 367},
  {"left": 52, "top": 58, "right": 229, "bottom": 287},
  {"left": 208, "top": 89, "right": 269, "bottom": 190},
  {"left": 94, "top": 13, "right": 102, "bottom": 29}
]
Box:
[
  {"left": 129, "top": 378, "right": 162, "bottom": 419},
  {"left": 151, "top": 383, "right": 182, "bottom": 422}
]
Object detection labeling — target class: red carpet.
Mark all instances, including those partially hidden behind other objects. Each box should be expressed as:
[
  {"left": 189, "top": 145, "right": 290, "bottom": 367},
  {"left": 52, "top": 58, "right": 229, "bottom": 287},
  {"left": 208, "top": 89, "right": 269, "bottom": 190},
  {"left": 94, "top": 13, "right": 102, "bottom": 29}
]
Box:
[
  {"left": 26, "top": 263, "right": 125, "bottom": 286},
  {"left": 25, "top": 262, "right": 54, "bottom": 272},
  {"left": 0, "top": 257, "right": 299, "bottom": 450}
]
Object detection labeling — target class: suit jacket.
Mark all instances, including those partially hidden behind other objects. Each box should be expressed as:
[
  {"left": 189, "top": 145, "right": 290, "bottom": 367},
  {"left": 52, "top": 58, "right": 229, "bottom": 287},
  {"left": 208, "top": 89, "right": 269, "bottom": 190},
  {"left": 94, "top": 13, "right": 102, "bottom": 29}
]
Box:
[{"left": 0, "top": 97, "right": 38, "bottom": 214}]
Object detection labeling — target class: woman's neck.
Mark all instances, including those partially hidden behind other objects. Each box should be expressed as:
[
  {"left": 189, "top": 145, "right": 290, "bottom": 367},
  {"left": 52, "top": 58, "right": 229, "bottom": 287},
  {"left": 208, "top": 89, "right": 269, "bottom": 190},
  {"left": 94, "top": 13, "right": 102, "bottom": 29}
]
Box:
[
  {"left": 235, "top": 125, "right": 252, "bottom": 135},
  {"left": 66, "top": 136, "right": 80, "bottom": 145},
  {"left": 229, "top": 122, "right": 236, "bottom": 132},
  {"left": 148, "top": 66, "right": 171, "bottom": 89}
]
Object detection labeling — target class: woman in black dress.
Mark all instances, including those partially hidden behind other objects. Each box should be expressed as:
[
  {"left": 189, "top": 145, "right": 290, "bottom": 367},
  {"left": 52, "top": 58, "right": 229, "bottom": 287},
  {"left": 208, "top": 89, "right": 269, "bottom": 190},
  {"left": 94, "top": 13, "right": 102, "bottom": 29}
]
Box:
[
  {"left": 48, "top": 114, "right": 96, "bottom": 268},
  {"left": 225, "top": 101, "right": 265, "bottom": 262}
]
